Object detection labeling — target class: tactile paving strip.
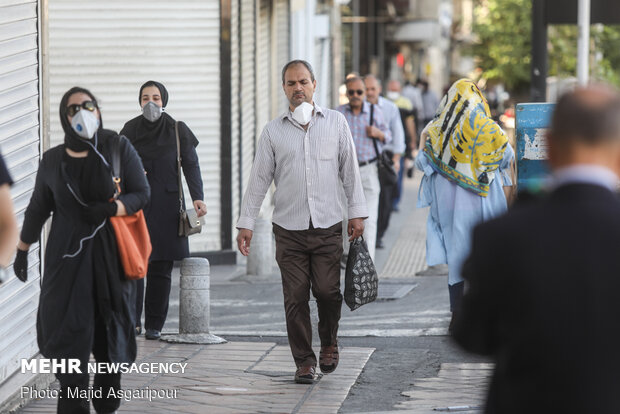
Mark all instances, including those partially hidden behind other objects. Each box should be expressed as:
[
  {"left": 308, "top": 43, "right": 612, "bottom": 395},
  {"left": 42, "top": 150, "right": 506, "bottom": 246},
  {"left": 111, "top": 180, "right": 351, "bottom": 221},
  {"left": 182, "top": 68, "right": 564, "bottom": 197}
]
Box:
[{"left": 380, "top": 206, "right": 428, "bottom": 278}]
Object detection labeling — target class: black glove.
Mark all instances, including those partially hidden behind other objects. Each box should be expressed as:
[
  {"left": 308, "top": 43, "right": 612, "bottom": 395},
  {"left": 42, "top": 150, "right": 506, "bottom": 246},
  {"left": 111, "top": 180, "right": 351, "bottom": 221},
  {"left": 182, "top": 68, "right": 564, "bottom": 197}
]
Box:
[
  {"left": 14, "top": 249, "right": 28, "bottom": 282},
  {"left": 83, "top": 201, "right": 118, "bottom": 225}
]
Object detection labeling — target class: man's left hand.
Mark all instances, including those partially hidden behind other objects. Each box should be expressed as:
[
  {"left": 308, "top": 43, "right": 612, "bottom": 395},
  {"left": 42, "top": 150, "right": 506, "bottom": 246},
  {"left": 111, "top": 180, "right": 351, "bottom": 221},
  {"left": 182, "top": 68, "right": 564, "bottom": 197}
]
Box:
[
  {"left": 193, "top": 200, "right": 207, "bottom": 217},
  {"left": 347, "top": 218, "right": 365, "bottom": 241},
  {"left": 366, "top": 126, "right": 384, "bottom": 142}
]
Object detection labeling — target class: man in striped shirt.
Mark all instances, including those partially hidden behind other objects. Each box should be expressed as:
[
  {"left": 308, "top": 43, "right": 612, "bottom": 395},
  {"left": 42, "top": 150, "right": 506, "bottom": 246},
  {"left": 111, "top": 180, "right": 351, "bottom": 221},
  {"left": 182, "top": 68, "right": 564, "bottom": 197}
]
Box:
[
  {"left": 236, "top": 60, "right": 368, "bottom": 384},
  {"left": 337, "top": 76, "right": 392, "bottom": 260}
]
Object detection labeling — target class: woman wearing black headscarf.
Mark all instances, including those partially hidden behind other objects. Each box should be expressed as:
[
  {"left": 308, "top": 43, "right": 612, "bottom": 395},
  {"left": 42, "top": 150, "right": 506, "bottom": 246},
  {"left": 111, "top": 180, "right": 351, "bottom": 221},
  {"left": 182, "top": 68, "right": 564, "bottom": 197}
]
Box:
[
  {"left": 13, "top": 87, "right": 150, "bottom": 414},
  {"left": 120, "top": 81, "right": 205, "bottom": 340}
]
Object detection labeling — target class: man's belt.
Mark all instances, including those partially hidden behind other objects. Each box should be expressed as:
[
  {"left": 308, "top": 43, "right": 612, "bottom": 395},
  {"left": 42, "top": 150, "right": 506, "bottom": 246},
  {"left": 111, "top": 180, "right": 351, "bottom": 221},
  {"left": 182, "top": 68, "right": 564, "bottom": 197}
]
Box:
[{"left": 358, "top": 157, "right": 378, "bottom": 167}]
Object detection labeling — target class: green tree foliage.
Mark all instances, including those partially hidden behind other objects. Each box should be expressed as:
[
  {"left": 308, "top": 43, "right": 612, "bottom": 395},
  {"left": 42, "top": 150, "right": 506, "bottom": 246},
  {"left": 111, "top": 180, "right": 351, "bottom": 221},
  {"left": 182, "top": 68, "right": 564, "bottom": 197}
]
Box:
[
  {"left": 594, "top": 26, "right": 620, "bottom": 86},
  {"left": 471, "top": 0, "right": 532, "bottom": 92},
  {"left": 472, "top": 0, "right": 620, "bottom": 92}
]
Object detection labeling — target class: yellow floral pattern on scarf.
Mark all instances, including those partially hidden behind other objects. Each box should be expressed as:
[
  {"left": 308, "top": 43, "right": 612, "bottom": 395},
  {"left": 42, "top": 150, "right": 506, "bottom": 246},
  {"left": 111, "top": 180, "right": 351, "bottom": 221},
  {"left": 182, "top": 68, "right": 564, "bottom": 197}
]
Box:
[{"left": 424, "top": 79, "right": 508, "bottom": 197}]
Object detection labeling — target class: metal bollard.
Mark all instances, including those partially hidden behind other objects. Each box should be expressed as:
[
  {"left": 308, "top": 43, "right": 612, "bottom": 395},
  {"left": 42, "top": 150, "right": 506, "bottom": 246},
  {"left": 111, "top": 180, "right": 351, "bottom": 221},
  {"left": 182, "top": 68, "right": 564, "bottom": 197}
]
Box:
[{"left": 162, "top": 258, "right": 226, "bottom": 344}]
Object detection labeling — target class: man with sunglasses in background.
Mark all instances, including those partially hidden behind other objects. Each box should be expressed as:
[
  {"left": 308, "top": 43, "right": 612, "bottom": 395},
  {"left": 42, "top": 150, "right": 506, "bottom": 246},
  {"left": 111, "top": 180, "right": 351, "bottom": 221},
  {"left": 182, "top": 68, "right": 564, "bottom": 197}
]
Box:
[{"left": 337, "top": 76, "right": 391, "bottom": 260}]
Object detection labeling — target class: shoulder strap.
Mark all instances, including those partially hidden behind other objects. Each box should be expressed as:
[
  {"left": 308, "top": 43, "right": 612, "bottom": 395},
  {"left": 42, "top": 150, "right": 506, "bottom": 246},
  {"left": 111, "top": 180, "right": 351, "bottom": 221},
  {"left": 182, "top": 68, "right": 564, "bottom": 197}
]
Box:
[
  {"left": 112, "top": 136, "right": 122, "bottom": 196},
  {"left": 369, "top": 104, "right": 380, "bottom": 157},
  {"left": 175, "top": 122, "right": 184, "bottom": 211},
  {"left": 369, "top": 103, "right": 374, "bottom": 126}
]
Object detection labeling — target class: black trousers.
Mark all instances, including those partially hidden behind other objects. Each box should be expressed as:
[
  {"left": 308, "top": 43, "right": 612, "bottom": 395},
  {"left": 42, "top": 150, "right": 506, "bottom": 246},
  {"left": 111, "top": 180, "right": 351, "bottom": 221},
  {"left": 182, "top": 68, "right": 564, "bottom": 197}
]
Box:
[
  {"left": 135, "top": 260, "right": 175, "bottom": 331},
  {"left": 56, "top": 313, "right": 121, "bottom": 414},
  {"left": 449, "top": 281, "right": 465, "bottom": 313},
  {"left": 377, "top": 180, "right": 397, "bottom": 242}
]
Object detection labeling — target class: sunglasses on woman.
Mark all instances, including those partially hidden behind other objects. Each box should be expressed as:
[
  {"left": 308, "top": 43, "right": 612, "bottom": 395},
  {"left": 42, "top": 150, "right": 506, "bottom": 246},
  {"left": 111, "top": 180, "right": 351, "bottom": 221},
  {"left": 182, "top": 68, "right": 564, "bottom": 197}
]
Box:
[
  {"left": 66, "top": 101, "right": 97, "bottom": 117},
  {"left": 347, "top": 89, "right": 364, "bottom": 96}
]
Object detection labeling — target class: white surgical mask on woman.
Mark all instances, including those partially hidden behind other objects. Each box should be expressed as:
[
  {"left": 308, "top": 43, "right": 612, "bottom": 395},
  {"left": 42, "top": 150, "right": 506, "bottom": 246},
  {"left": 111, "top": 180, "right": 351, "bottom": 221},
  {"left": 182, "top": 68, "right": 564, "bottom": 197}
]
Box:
[
  {"left": 142, "top": 101, "right": 163, "bottom": 122},
  {"left": 71, "top": 109, "right": 99, "bottom": 139}
]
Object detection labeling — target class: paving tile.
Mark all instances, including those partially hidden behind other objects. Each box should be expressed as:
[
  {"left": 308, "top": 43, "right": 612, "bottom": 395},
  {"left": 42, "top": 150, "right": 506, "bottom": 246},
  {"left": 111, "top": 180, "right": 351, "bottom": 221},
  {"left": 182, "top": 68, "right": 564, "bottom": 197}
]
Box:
[{"left": 17, "top": 340, "right": 375, "bottom": 414}]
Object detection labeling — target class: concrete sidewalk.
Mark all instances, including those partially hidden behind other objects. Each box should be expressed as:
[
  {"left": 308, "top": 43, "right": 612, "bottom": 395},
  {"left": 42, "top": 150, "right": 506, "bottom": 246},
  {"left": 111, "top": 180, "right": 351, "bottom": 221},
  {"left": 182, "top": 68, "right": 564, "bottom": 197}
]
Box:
[{"left": 18, "top": 339, "right": 373, "bottom": 414}]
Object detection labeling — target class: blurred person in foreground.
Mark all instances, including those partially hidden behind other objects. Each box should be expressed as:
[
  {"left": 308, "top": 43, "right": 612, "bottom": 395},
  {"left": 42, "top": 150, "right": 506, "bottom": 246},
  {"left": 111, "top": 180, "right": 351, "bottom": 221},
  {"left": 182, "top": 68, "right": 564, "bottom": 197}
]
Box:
[
  {"left": 15, "top": 87, "right": 150, "bottom": 413},
  {"left": 452, "top": 85, "right": 620, "bottom": 413},
  {"left": 364, "top": 74, "right": 405, "bottom": 248},
  {"left": 0, "top": 153, "right": 17, "bottom": 283},
  {"left": 415, "top": 79, "right": 514, "bottom": 324}
]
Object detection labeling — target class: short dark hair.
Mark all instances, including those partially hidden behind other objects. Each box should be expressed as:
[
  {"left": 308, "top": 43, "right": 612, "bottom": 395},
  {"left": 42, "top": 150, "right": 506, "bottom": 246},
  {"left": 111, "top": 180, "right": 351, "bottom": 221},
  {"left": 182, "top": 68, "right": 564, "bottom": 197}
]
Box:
[
  {"left": 281, "top": 60, "right": 315, "bottom": 84},
  {"left": 551, "top": 87, "right": 620, "bottom": 144},
  {"left": 345, "top": 76, "right": 365, "bottom": 88}
]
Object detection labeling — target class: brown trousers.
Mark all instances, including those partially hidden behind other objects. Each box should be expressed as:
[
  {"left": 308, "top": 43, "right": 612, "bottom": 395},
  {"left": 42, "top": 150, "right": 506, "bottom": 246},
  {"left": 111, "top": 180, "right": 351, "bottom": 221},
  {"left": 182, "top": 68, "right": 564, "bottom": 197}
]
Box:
[{"left": 273, "top": 221, "right": 343, "bottom": 368}]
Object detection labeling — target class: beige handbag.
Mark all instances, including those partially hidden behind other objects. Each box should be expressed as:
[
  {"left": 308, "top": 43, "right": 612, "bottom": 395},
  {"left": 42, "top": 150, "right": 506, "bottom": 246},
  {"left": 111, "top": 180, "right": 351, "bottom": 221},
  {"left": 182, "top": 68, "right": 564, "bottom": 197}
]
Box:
[{"left": 175, "top": 122, "right": 203, "bottom": 237}]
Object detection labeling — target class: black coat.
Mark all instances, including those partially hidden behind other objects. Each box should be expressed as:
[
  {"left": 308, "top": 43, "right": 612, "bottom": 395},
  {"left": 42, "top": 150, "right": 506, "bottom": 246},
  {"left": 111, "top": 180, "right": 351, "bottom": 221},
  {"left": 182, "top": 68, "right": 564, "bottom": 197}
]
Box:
[
  {"left": 21, "top": 134, "right": 150, "bottom": 364},
  {"left": 452, "top": 183, "right": 620, "bottom": 414},
  {"left": 120, "top": 119, "right": 204, "bottom": 261}
]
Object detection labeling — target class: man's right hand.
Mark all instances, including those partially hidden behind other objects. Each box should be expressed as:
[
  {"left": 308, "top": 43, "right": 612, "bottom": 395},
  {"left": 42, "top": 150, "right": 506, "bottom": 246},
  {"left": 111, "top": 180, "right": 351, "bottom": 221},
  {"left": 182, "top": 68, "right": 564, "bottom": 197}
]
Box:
[
  {"left": 236, "top": 229, "right": 253, "bottom": 256},
  {"left": 13, "top": 248, "right": 28, "bottom": 282}
]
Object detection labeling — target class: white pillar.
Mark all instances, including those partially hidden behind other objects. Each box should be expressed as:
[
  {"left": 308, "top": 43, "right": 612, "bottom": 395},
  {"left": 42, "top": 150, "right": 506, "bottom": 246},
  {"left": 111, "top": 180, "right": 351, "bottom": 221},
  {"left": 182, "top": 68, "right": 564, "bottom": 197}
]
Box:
[{"left": 577, "top": 0, "right": 591, "bottom": 85}]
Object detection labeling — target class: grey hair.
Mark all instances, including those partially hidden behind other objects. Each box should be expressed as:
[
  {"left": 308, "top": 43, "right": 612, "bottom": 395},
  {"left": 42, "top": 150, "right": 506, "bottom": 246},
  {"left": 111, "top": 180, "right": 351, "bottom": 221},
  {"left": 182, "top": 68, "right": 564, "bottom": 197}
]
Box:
[
  {"left": 281, "top": 60, "right": 315, "bottom": 84},
  {"left": 345, "top": 76, "right": 365, "bottom": 89}
]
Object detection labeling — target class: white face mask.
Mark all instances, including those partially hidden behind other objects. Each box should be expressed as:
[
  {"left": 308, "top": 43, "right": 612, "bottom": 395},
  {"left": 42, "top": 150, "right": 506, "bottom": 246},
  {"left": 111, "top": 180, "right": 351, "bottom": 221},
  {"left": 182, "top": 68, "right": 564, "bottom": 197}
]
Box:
[
  {"left": 142, "top": 101, "right": 163, "bottom": 122},
  {"left": 386, "top": 91, "right": 400, "bottom": 101},
  {"left": 71, "top": 109, "right": 99, "bottom": 139},
  {"left": 291, "top": 102, "right": 314, "bottom": 125}
]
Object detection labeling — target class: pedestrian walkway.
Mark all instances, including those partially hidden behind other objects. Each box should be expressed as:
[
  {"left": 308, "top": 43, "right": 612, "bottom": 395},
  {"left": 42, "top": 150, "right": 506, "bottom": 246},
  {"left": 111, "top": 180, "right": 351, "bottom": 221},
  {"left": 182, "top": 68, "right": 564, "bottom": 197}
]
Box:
[{"left": 18, "top": 339, "right": 373, "bottom": 414}]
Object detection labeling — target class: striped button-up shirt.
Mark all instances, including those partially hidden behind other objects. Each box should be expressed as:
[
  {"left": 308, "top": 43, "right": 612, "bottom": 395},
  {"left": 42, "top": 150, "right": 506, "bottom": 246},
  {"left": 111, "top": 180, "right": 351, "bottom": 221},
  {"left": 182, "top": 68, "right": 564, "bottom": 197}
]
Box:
[
  {"left": 336, "top": 101, "right": 392, "bottom": 163},
  {"left": 236, "top": 103, "right": 368, "bottom": 232}
]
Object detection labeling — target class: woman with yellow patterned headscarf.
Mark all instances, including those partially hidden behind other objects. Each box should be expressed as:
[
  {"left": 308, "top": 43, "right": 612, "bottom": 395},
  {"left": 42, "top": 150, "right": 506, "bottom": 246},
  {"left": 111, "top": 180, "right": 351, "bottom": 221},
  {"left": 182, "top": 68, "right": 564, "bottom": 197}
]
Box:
[{"left": 415, "top": 79, "right": 515, "bottom": 329}]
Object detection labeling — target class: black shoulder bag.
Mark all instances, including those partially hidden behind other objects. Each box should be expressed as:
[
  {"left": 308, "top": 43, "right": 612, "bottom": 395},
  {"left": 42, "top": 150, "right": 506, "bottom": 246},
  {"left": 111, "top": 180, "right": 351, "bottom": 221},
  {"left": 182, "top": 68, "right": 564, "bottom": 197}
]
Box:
[{"left": 369, "top": 104, "right": 398, "bottom": 187}]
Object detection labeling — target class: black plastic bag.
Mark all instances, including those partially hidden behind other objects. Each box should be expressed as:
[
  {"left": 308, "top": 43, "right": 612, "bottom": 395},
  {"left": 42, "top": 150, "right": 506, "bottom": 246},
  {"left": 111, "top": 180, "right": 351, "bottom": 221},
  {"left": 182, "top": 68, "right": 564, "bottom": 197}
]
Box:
[{"left": 344, "top": 237, "right": 379, "bottom": 311}]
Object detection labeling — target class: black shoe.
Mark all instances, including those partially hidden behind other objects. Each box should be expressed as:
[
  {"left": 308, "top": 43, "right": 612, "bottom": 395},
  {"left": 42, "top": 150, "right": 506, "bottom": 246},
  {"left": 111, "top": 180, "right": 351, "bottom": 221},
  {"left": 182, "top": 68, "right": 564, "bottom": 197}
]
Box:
[
  {"left": 376, "top": 239, "right": 385, "bottom": 249},
  {"left": 145, "top": 329, "right": 161, "bottom": 340},
  {"left": 135, "top": 326, "right": 142, "bottom": 336}
]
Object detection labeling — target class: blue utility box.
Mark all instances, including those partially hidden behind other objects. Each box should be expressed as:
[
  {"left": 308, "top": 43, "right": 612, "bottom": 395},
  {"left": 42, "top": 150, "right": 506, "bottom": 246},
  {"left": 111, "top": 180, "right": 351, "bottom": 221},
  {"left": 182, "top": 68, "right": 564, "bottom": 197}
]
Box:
[{"left": 515, "top": 103, "right": 555, "bottom": 191}]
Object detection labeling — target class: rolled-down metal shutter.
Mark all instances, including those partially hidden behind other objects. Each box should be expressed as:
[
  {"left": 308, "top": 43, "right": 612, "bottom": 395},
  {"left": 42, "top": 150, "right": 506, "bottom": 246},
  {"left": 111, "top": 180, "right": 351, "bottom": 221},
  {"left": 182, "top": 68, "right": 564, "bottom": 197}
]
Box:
[
  {"left": 239, "top": 0, "right": 255, "bottom": 198},
  {"left": 48, "top": 0, "right": 221, "bottom": 252},
  {"left": 255, "top": 0, "right": 271, "bottom": 133},
  {"left": 271, "top": 0, "right": 289, "bottom": 118},
  {"left": 230, "top": 0, "right": 241, "bottom": 242},
  {"left": 0, "top": 0, "right": 42, "bottom": 394}
]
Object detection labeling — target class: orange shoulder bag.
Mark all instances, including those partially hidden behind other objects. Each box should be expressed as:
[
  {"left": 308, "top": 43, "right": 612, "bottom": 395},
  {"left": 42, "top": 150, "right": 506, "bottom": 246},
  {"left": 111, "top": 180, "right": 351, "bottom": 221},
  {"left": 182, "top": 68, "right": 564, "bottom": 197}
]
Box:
[{"left": 109, "top": 139, "right": 152, "bottom": 280}]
